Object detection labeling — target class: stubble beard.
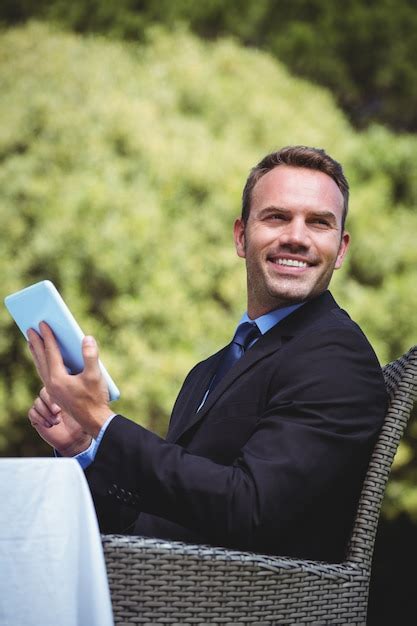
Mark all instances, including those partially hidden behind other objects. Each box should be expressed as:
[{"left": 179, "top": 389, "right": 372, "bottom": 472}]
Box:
[{"left": 246, "top": 255, "right": 336, "bottom": 315}]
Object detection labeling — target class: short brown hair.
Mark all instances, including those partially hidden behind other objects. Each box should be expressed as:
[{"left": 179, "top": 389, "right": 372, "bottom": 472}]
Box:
[{"left": 241, "top": 145, "right": 349, "bottom": 230}]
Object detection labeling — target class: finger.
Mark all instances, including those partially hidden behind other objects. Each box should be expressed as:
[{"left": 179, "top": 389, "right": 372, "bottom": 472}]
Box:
[
  {"left": 39, "top": 387, "right": 62, "bottom": 414},
  {"left": 82, "top": 336, "right": 102, "bottom": 380},
  {"left": 33, "top": 396, "right": 61, "bottom": 426},
  {"left": 28, "top": 405, "right": 58, "bottom": 430},
  {"left": 27, "top": 330, "right": 49, "bottom": 384},
  {"left": 39, "top": 322, "right": 68, "bottom": 377}
]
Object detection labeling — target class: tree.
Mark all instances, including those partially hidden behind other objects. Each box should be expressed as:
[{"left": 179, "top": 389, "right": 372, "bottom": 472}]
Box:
[
  {"left": 2, "top": 1, "right": 417, "bottom": 131},
  {"left": 0, "top": 23, "right": 416, "bottom": 521}
]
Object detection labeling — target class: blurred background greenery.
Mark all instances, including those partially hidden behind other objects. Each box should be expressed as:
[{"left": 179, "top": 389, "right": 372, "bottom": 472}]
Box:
[{"left": 0, "top": 3, "right": 416, "bottom": 622}]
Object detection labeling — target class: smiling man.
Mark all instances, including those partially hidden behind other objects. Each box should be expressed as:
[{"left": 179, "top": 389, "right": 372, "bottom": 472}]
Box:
[
  {"left": 235, "top": 159, "right": 350, "bottom": 317},
  {"left": 28, "top": 145, "right": 388, "bottom": 561}
]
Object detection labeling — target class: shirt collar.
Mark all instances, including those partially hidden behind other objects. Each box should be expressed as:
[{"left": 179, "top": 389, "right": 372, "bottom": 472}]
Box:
[{"left": 239, "top": 302, "right": 305, "bottom": 335}]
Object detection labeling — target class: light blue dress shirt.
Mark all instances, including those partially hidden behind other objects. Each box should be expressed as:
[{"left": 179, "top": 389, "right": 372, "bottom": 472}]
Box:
[
  {"left": 66, "top": 413, "right": 115, "bottom": 469},
  {"left": 70, "top": 301, "right": 304, "bottom": 469},
  {"left": 238, "top": 302, "right": 304, "bottom": 335}
]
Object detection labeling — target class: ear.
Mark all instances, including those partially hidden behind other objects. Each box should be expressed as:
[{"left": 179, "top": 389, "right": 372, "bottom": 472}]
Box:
[
  {"left": 334, "top": 231, "right": 350, "bottom": 269},
  {"left": 234, "top": 218, "right": 246, "bottom": 259}
]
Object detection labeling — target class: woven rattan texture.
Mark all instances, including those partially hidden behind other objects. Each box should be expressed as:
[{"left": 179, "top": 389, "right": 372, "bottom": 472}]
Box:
[{"left": 102, "top": 346, "right": 417, "bottom": 625}]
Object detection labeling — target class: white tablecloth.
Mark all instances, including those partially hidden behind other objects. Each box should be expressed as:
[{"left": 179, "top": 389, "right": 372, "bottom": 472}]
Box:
[{"left": 0, "top": 458, "right": 114, "bottom": 626}]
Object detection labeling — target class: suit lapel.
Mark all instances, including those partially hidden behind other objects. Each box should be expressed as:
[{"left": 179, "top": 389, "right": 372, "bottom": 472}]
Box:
[
  {"left": 171, "top": 327, "right": 285, "bottom": 442},
  {"left": 169, "top": 290, "right": 340, "bottom": 444},
  {"left": 165, "top": 350, "right": 223, "bottom": 442},
  {"left": 195, "top": 330, "right": 284, "bottom": 420}
]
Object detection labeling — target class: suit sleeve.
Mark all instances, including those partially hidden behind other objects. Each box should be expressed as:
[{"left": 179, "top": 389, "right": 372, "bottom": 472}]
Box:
[{"left": 86, "top": 326, "right": 387, "bottom": 549}]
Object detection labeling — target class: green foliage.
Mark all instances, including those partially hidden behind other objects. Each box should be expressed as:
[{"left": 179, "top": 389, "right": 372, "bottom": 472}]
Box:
[
  {"left": 0, "top": 23, "right": 416, "bottom": 518},
  {"left": 2, "top": 0, "right": 417, "bottom": 131}
]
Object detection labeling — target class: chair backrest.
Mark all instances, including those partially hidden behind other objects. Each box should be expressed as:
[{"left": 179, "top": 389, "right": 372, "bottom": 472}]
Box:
[{"left": 346, "top": 346, "right": 417, "bottom": 567}]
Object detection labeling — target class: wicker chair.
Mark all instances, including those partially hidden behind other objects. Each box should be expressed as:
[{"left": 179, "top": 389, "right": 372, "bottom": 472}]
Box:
[{"left": 102, "top": 346, "right": 417, "bottom": 625}]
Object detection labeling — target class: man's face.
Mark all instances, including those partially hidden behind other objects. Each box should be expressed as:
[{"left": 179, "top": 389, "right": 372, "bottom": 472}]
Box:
[{"left": 234, "top": 165, "right": 350, "bottom": 318}]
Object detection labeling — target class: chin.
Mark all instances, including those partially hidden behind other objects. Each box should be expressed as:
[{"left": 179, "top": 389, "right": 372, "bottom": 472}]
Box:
[
  {"left": 267, "top": 276, "right": 330, "bottom": 305},
  {"left": 268, "top": 283, "right": 308, "bottom": 302}
]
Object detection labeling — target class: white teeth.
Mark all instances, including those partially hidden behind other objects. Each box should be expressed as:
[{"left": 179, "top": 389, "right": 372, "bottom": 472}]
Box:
[{"left": 276, "top": 258, "right": 307, "bottom": 268}]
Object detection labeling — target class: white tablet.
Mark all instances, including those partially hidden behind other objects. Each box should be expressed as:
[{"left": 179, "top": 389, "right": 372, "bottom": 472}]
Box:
[{"left": 4, "top": 280, "right": 120, "bottom": 402}]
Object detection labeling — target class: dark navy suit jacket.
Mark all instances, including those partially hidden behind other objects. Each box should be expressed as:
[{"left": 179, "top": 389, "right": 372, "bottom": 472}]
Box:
[{"left": 86, "top": 291, "right": 387, "bottom": 561}]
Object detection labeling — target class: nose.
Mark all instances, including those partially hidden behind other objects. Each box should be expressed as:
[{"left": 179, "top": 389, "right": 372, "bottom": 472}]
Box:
[{"left": 279, "top": 218, "right": 310, "bottom": 250}]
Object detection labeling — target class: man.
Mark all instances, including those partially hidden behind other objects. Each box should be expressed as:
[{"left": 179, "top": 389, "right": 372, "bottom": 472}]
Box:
[{"left": 27, "top": 145, "right": 387, "bottom": 562}]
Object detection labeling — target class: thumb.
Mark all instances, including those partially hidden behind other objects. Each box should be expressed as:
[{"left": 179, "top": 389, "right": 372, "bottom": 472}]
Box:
[{"left": 82, "top": 335, "right": 101, "bottom": 378}]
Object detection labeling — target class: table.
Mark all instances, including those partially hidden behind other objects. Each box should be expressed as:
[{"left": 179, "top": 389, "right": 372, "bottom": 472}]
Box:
[{"left": 0, "top": 458, "right": 114, "bottom": 626}]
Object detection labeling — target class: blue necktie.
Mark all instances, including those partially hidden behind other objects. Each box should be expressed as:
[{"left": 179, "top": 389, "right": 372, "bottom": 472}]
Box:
[{"left": 209, "top": 322, "right": 261, "bottom": 394}]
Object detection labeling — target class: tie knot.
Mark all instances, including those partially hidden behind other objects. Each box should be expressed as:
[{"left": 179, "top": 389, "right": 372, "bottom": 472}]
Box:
[{"left": 233, "top": 322, "right": 261, "bottom": 351}]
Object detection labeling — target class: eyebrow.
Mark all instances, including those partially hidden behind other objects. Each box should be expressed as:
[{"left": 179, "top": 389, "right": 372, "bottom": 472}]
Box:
[
  {"left": 309, "top": 210, "right": 338, "bottom": 225},
  {"left": 257, "top": 206, "right": 290, "bottom": 218}
]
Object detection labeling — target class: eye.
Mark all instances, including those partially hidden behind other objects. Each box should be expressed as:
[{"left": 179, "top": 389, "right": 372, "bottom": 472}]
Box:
[
  {"left": 311, "top": 217, "right": 331, "bottom": 227},
  {"left": 268, "top": 213, "right": 288, "bottom": 222}
]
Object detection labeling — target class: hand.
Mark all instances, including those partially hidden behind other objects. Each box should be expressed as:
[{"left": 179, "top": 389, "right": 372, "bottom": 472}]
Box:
[
  {"left": 28, "top": 387, "right": 92, "bottom": 456},
  {"left": 27, "top": 322, "right": 113, "bottom": 438}
]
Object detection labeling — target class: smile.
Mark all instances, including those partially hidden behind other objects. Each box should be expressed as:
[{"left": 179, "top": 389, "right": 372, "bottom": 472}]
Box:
[
  {"left": 274, "top": 258, "right": 308, "bottom": 268},
  {"left": 268, "top": 255, "right": 312, "bottom": 270}
]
